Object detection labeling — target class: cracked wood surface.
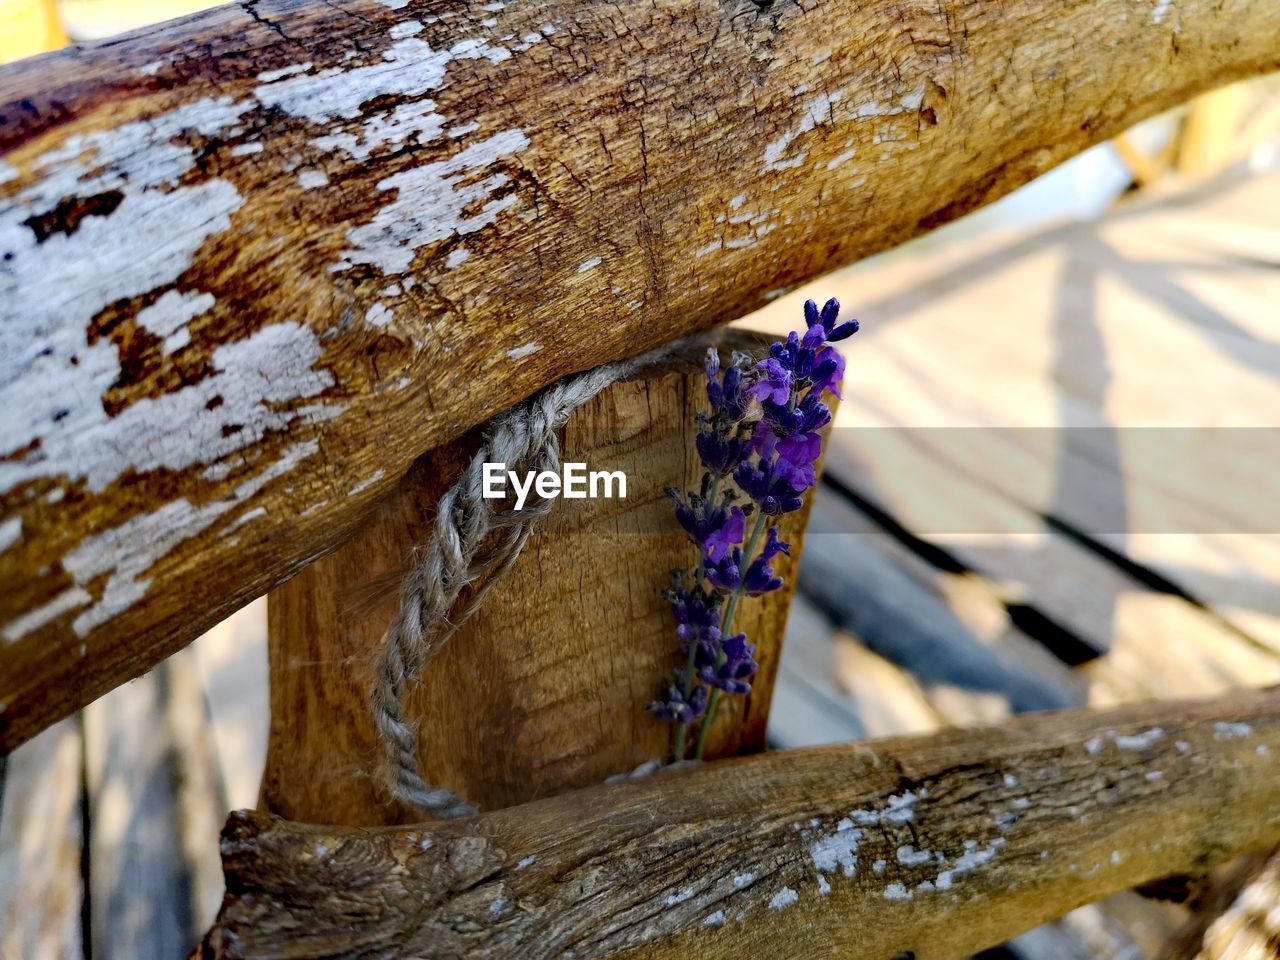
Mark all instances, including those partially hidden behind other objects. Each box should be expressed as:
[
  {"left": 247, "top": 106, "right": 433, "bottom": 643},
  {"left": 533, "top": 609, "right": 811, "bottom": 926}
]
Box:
[
  {"left": 200, "top": 687, "right": 1280, "bottom": 960},
  {"left": 3, "top": 0, "right": 1280, "bottom": 752}
]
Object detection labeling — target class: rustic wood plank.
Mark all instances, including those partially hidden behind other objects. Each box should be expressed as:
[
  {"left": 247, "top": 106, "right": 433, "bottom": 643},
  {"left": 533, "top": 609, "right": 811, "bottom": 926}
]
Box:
[
  {"left": 259, "top": 336, "right": 823, "bottom": 824},
  {"left": 83, "top": 654, "right": 221, "bottom": 958},
  {"left": 3, "top": 0, "right": 1279, "bottom": 752},
  {"left": 0, "top": 716, "right": 83, "bottom": 960},
  {"left": 202, "top": 687, "right": 1280, "bottom": 960}
]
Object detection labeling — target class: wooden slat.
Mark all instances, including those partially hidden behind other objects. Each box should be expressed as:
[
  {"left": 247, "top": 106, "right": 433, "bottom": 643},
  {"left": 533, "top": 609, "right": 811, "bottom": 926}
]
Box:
[
  {"left": 83, "top": 651, "right": 222, "bottom": 958},
  {"left": 3, "top": 0, "right": 1280, "bottom": 752},
  {"left": 0, "top": 716, "right": 83, "bottom": 960},
  {"left": 202, "top": 688, "right": 1280, "bottom": 960}
]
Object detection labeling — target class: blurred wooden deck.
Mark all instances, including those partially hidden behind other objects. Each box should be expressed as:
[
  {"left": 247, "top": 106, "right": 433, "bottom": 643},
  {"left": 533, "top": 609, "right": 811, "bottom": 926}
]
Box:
[{"left": 1, "top": 170, "right": 1277, "bottom": 959}]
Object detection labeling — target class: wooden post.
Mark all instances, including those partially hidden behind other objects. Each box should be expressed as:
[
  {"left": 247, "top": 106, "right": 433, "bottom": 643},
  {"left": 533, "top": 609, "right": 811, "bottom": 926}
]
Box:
[{"left": 258, "top": 334, "right": 828, "bottom": 824}]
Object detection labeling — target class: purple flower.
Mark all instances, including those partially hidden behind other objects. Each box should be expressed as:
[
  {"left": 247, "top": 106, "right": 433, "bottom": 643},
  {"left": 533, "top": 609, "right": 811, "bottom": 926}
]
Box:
[
  {"left": 750, "top": 357, "right": 793, "bottom": 406},
  {"left": 734, "top": 455, "right": 808, "bottom": 515},
  {"left": 647, "top": 681, "right": 708, "bottom": 724},
  {"left": 743, "top": 527, "right": 790, "bottom": 595},
  {"left": 810, "top": 345, "right": 845, "bottom": 398},
  {"left": 699, "top": 633, "right": 758, "bottom": 694},
  {"left": 704, "top": 547, "right": 742, "bottom": 593},
  {"left": 804, "top": 297, "right": 859, "bottom": 342},
  {"left": 672, "top": 496, "right": 745, "bottom": 563}
]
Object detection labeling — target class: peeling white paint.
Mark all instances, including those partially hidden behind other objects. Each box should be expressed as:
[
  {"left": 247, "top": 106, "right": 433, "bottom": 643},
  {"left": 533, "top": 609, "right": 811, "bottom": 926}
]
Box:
[
  {"left": 298, "top": 169, "right": 329, "bottom": 189},
  {"left": 0, "top": 516, "right": 21, "bottom": 552},
  {"left": 897, "top": 845, "right": 932, "bottom": 866},
  {"left": 732, "top": 872, "right": 756, "bottom": 888},
  {"left": 366, "top": 303, "right": 395, "bottom": 326},
  {"left": 1215, "top": 721, "right": 1254, "bottom": 740},
  {"left": 258, "top": 62, "right": 312, "bottom": 83},
  {"left": 1176, "top": 740, "right": 1191, "bottom": 754},
  {"left": 763, "top": 91, "right": 843, "bottom": 172},
  {"left": 826, "top": 147, "right": 858, "bottom": 170},
  {"left": 507, "top": 342, "right": 541, "bottom": 361},
  {"left": 55, "top": 440, "right": 318, "bottom": 636},
  {"left": 1113, "top": 727, "right": 1163, "bottom": 750},
  {"left": 136, "top": 290, "right": 215, "bottom": 355},
  {"left": 389, "top": 20, "right": 424, "bottom": 39},
  {"left": 769, "top": 887, "right": 798, "bottom": 910},
  {"left": 490, "top": 898, "right": 506, "bottom": 917},
  {"left": 339, "top": 129, "right": 529, "bottom": 274},
  {"left": 665, "top": 888, "right": 693, "bottom": 906},
  {"left": 349, "top": 468, "right": 386, "bottom": 496},
  {"left": 883, "top": 883, "right": 912, "bottom": 901},
  {"left": 1085, "top": 737, "right": 1104, "bottom": 755},
  {"left": 231, "top": 142, "right": 264, "bottom": 157},
  {"left": 445, "top": 248, "right": 471, "bottom": 269},
  {"left": 140, "top": 60, "right": 165, "bottom": 77},
  {"left": 810, "top": 822, "right": 862, "bottom": 877},
  {"left": 516, "top": 855, "right": 537, "bottom": 869},
  {"left": 703, "top": 910, "right": 726, "bottom": 927},
  {"left": 2, "top": 587, "right": 92, "bottom": 644},
  {"left": 227, "top": 506, "right": 267, "bottom": 532},
  {"left": 577, "top": 257, "right": 602, "bottom": 273},
  {"left": 1152, "top": 0, "right": 1172, "bottom": 22}
]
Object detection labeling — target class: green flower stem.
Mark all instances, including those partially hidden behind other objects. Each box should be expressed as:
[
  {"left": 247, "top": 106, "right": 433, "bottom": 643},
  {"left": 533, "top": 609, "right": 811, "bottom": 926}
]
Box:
[
  {"left": 673, "top": 475, "right": 722, "bottom": 761},
  {"left": 693, "top": 510, "right": 769, "bottom": 761}
]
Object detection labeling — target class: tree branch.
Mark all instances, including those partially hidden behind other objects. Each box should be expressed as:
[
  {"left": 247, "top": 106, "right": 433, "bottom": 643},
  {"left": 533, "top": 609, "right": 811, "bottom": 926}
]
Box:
[{"left": 200, "top": 687, "right": 1280, "bottom": 959}]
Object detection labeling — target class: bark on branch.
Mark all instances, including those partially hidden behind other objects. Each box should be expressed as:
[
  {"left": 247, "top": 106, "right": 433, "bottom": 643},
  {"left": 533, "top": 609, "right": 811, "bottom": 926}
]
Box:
[
  {"left": 3, "top": 0, "right": 1279, "bottom": 749},
  {"left": 200, "top": 688, "right": 1280, "bottom": 960}
]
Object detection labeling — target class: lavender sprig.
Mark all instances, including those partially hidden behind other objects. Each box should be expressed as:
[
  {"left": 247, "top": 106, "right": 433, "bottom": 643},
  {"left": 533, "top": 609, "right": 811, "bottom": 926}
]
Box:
[{"left": 648, "top": 297, "right": 857, "bottom": 761}]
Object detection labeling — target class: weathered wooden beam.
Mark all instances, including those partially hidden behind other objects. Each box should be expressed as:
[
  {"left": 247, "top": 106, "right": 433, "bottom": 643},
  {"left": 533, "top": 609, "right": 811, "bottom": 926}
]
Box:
[
  {"left": 201, "top": 687, "right": 1280, "bottom": 959},
  {"left": 3, "top": 0, "right": 1279, "bottom": 752}
]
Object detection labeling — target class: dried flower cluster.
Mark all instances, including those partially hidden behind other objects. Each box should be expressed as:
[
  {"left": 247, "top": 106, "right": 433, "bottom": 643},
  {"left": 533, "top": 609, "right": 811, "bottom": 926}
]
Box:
[{"left": 649, "top": 298, "right": 858, "bottom": 760}]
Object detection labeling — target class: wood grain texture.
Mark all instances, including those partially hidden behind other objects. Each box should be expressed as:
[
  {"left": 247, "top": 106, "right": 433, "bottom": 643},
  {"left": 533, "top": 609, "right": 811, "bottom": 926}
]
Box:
[
  {"left": 202, "top": 688, "right": 1280, "bottom": 960},
  {"left": 259, "top": 336, "right": 822, "bottom": 824},
  {"left": 3, "top": 0, "right": 1279, "bottom": 752},
  {"left": 0, "top": 717, "right": 83, "bottom": 960}
]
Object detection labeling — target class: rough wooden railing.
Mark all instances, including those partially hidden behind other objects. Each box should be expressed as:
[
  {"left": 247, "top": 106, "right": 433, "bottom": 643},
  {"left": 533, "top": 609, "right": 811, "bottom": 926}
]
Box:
[
  {"left": 2, "top": 0, "right": 1279, "bottom": 750},
  {"left": 200, "top": 687, "right": 1280, "bottom": 959}
]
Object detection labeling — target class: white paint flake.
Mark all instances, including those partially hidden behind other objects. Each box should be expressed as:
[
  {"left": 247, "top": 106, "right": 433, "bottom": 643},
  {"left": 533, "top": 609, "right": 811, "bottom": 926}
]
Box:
[
  {"left": 703, "top": 910, "right": 726, "bottom": 927},
  {"left": 298, "top": 169, "right": 329, "bottom": 189},
  {"left": 764, "top": 91, "right": 843, "bottom": 172},
  {"left": 935, "top": 839, "right": 1006, "bottom": 890},
  {"left": 810, "top": 822, "right": 863, "bottom": 877},
  {"left": 136, "top": 290, "right": 215, "bottom": 354},
  {"left": 732, "top": 872, "right": 756, "bottom": 888},
  {"left": 516, "top": 855, "right": 537, "bottom": 869},
  {"left": 883, "top": 883, "right": 913, "bottom": 901},
  {"left": 445, "top": 248, "right": 471, "bottom": 269},
  {"left": 339, "top": 129, "right": 529, "bottom": 274},
  {"left": 257, "top": 62, "right": 312, "bottom": 83},
  {"left": 140, "top": 60, "right": 165, "bottom": 77},
  {"left": 375, "top": 0, "right": 409, "bottom": 8},
  {"left": 826, "top": 147, "right": 858, "bottom": 170},
  {"left": 506, "top": 342, "right": 541, "bottom": 361},
  {"left": 350, "top": 468, "right": 386, "bottom": 496},
  {"left": 577, "top": 257, "right": 603, "bottom": 272},
  {"left": 1003, "top": 774, "right": 1019, "bottom": 788},
  {"left": 52, "top": 440, "right": 318, "bottom": 637},
  {"left": 1215, "top": 721, "right": 1254, "bottom": 740},
  {"left": 1114, "top": 727, "right": 1163, "bottom": 750},
  {"left": 769, "top": 887, "right": 799, "bottom": 910},
  {"left": 389, "top": 20, "right": 424, "bottom": 39},
  {"left": 665, "top": 888, "right": 694, "bottom": 906},
  {"left": 231, "top": 142, "right": 264, "bottom": 157},
  {"left": 0, "top": 516, "right": 21, "bottom": 552},
  {"left": 3, "top": 587, "right": 92, "bottom": 644},
  {"left": 817, "top": 875, "right": 831, "bottom": 895},
  {"left": 490, "top": 898, "right": 506, "bottom": 917},
  {"left": 366, "top": 303, "right": 395, "bottom": 327},
  {"left": 1152, "top": 0, "right": 1172, "bottom": 22},
  {"left": 897, "top": 845, "right": 932, "bottom": 867}
]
